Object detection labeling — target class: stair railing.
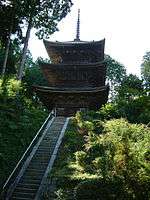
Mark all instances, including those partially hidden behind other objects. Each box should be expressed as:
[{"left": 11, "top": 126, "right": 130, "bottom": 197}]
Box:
[{"left": 1, "top": 110, "right": 54, "bottom": 199}]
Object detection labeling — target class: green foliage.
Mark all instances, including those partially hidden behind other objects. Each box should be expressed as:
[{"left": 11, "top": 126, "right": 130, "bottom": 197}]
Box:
[
  {"left": 54, "top": 188, "right": 70, "bottom": 200},
  {"left": 7, "top": 0, "right": 73, "bottom": 40},
  {"left": 74, "top": 178, "right": 131, "bottom": 200},
  {"left": 48, "top": 120, "right": 85, "bottom": 199},
  {"left": 50, "top": 116, "right": 150, "bottom": 199},
  {"left": 23, "top": 62, "right": 48, "bottom": 100},
  {"left": 74, "top": 151, "right": 88, "bottom": 169},
  {"left": 97, "top": 103, "right": 119, "bottom": 120},
  {"left": 105, "top": 54, "right": 126, "bottom": 85},
  {"left": 4, "top": 78, "right": 21, "bottom": 96},
  {"left": 141, "top": 51, "right": 150, "bottom": 83},
  {"left": 24, "top": 60, "right": 48, "bottom": 87},
  {"left": 0, "top": 0, "right": 73, "bottom": 78},
  {"left": 1, "top": 0, "right": 73, "bottom": 43},
  {"left": 98, "top": 73, "right": 150, "bottom": 125},
  {"left": 0, "top": 0, "right": 23, "bottom": 46},
  {"left": 50, "top": 120, "right": 84, "bottom": 177},
  {"left": 0, "top": 40, "right": 35, "bottom": 75},
  {"left": 74, "top": 119, "right": 150, "bottom": 199},
  {"left": 22, "top": 0, "right": 73, "bottom": 39},
  {"left": 105, "top": 54, "right": 127, "bottom": 99},
  {"left": 116, "top": 74, "right": 144, "bottom": 100},
  {"left": 75, "top": 114, "right": 93, "bottom": 135},
  {"left": 0, "top": 40, "right": 21, "bottom": 75},
  {"left": 97, "top": 95, "right": 150, "bottom": 125},
  {"left": 0, "top": 77, "right": 48, "bottom": 190}
]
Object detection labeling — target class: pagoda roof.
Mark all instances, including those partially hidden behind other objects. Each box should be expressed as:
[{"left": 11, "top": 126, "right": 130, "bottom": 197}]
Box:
[
  {"left": 39, "top": 61, "right": 105, "bottom": 68},
  {"left": 43, "top": 39, "right": 105, "bottom": 47},
  {"left": 33, "top": 85, "right": 109, "bottom": 94},
  {"left": 43, "top": 39, "right": 105, "bottom": 63}
]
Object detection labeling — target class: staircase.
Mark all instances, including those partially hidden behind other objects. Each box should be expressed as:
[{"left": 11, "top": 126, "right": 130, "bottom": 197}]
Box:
[{"left": 3, "top": 116, "right": 69, "bottom": 200}]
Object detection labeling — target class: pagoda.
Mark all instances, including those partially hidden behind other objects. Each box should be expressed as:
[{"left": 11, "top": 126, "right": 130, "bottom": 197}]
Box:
[{"left": 34, "top": 10, "right": 109, "bottom": 116}]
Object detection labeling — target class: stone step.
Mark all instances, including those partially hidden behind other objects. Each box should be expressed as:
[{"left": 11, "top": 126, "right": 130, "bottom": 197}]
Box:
[
  {"left": 17, "top": 183, "right": 39, "bottom": 189},
  {"left": 36, "top": 147, "right": 52, "bottom": 151},
  {"left": 32, "top": 154, "right": 51, "bottom": 160},
  {"left": 14, "top": 187, "right": 37, "bottom": 194},
  {"left": 43, "top": 136, "right": 58, "bottom": 140},
  {"left": 12, "top": 191, "right": 35, "bottom": 199},
  {"left": 28, "top": 162, "right": 48, "bottom": 168},
  {"left": 25, "top": 168, "right": 45, "bottom": 174},
  {"left": 40, "top": 140, "right": 57, "bottom": 144},
  {"left": 38, "top": 144, "right": 56, "bottom": 149},
  {"left": 6, "top": 117, "right": 68, "bottom": 199},
  {"left": 34, "top": 150, "right": 51, "bottom": 155},
  {"left": 20, "top": 174, "right": 43, "bottom": 182},
  {"left": 31, "top": 157, "right": 51, "bottom": 162},
  {"left": 29, "top": 160, "right": 49, "bottom": 165},
  {"left": 19, "top": 178, "right": 42, "bottom": 185},
  {"left": 12, "top": 197, "right": 33, "bottom": 200}
]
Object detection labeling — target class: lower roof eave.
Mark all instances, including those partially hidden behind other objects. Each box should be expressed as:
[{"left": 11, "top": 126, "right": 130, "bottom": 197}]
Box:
[{"left": 33, "top": 85, "right": 109, "bottom": 94}]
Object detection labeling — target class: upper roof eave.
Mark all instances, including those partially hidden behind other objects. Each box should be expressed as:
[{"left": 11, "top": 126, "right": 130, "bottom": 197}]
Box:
[{"left": 43, "top": 39, "right": 105, "bottom": 47}]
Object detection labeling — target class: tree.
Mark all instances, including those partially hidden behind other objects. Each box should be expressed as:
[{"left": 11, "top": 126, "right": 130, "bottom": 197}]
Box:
[
  {"left": 0, "top": 0, "right": 23, "bottom": 76},
  {"left": 105, "top": 55, "right": 127, "bottom": 99},
  {"left": 17, "top": 0, "right": 73, "bottom": 80},
  {"left": 141, "top": 52, "right": 150, "bottom": 90},
  {"left": 105, "top": 55, "right": 126, "bottom": 85},
  {"left": 117, "top": 74, "right": 144, "bottom": 100},
  {"left": 0, "top": 43, "right": 16, "bottom": 75}
]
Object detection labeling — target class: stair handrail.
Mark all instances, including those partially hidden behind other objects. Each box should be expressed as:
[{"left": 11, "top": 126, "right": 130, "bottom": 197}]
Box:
[{"left": 1, "top": 110, "right": 53, "bottom": 198}]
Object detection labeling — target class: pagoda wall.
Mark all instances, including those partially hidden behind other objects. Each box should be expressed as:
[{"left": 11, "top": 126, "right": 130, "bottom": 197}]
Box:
[
  {"left": 35, "top": 86, "right": 109, "bottom": 116},
  {"left": 40, "top": 63, "right": 106, "bottom": 88}
]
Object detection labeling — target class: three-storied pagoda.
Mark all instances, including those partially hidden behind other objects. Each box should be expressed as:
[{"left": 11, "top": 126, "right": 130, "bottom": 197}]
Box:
[{"left": 34, "top": 10, "right": 109, "bottom": 116}]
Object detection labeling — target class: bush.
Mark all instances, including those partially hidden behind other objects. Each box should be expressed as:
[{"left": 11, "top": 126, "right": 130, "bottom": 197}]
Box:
[
  {"left": 74, "top": 119, "right": 150, "bottom": 199},
  {"left": 97, "top": 96, "right": 150, "bottom": 125},
  {"left": 74, "top": 178, "right": 131, "bottom": 200},
  {"left": 74, "top": 151, "right": 88, "bottom": 169},
  {"left": 0, "top": 77, "right": 48, "bottom": 190},
  {"left": 75, "top": 112, "right": 94, "bottom": 135}
]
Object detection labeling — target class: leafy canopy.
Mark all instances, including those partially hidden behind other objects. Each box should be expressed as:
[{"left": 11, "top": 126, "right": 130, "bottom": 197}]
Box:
[
  {"left": 141, "top": 52, "right": 150, "bottom": 87},
  {"left": 22, "top": 0, "right": 73, "bottom": 39},
  {"left": 105, "top": 54, "right": 126, "bottom": 86}
]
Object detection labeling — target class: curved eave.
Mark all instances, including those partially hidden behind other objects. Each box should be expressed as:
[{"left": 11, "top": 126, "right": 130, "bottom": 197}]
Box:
[
  {"left": 39, "top": 61, "right": 105, "bottom": 68},
  {"left": 33, "top": 85, "right": 109, "bottom": 94},
  {"left": 43, "top": 39, "right": 105, "bottom": 47}
]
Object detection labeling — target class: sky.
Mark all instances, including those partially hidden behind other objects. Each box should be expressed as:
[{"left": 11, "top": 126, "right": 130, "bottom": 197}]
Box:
[{"left": 28, "top": 0, "right": 150, "bottom": 76}]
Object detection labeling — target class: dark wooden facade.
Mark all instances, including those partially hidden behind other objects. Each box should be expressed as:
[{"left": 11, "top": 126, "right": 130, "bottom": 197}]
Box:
[{"left": 34, "top": 39, "right": 109, "bottom": 116}]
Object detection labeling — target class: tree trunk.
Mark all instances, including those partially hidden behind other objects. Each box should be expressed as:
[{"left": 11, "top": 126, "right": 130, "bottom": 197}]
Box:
[
  {"left": 17, "top": 18, "right": 32, "bottom": 80},
  {"left": 1, "top": 22, "right": 13, "bottom": 77}
]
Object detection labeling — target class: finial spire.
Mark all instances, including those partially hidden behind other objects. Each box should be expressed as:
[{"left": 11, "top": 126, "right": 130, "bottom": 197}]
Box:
[{"left": 75, "top": 9, "right": 80, "bottom": 41}]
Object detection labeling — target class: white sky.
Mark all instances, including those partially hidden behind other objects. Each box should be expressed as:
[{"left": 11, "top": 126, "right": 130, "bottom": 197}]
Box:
[{"left": 28, "top": 0, "right": 150, "bottom": 76}]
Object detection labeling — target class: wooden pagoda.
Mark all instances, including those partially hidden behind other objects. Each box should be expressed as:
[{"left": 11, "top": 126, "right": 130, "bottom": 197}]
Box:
[{"left": 34, "top": 10, "right": 109, "bottom": 116}]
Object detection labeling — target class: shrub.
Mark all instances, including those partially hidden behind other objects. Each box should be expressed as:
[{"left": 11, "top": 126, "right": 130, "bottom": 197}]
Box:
[
  {"left": 74, "top": 178, "right": 131, "bottom": 200},
  {"left": 97, "top": 96, "right": 150, "bottom": 125},
  {"left": 75, "top": 112, "right": 94, "bottom": 135},
  {"left": 74, "top": 119, "right": 150, "bottom": 199},
  {"left": 74, "top": 151, "right": 88, "bottom": 169},
  {"left": 97, "top": 103, "right": 119, "bottom": 120},
  {"left": 0, "top": 77, "right": 48, "bottom": 190}
]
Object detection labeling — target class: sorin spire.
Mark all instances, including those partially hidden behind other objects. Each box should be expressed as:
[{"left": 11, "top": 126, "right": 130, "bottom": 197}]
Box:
[{"left": 75, "top": 9, "right": 80, "bottom": 41}]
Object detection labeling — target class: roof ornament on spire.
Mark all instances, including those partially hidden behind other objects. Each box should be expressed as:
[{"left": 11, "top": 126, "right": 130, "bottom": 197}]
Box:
[{"left": 75, "top": 9, "right": 80, "bottom": 41}]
